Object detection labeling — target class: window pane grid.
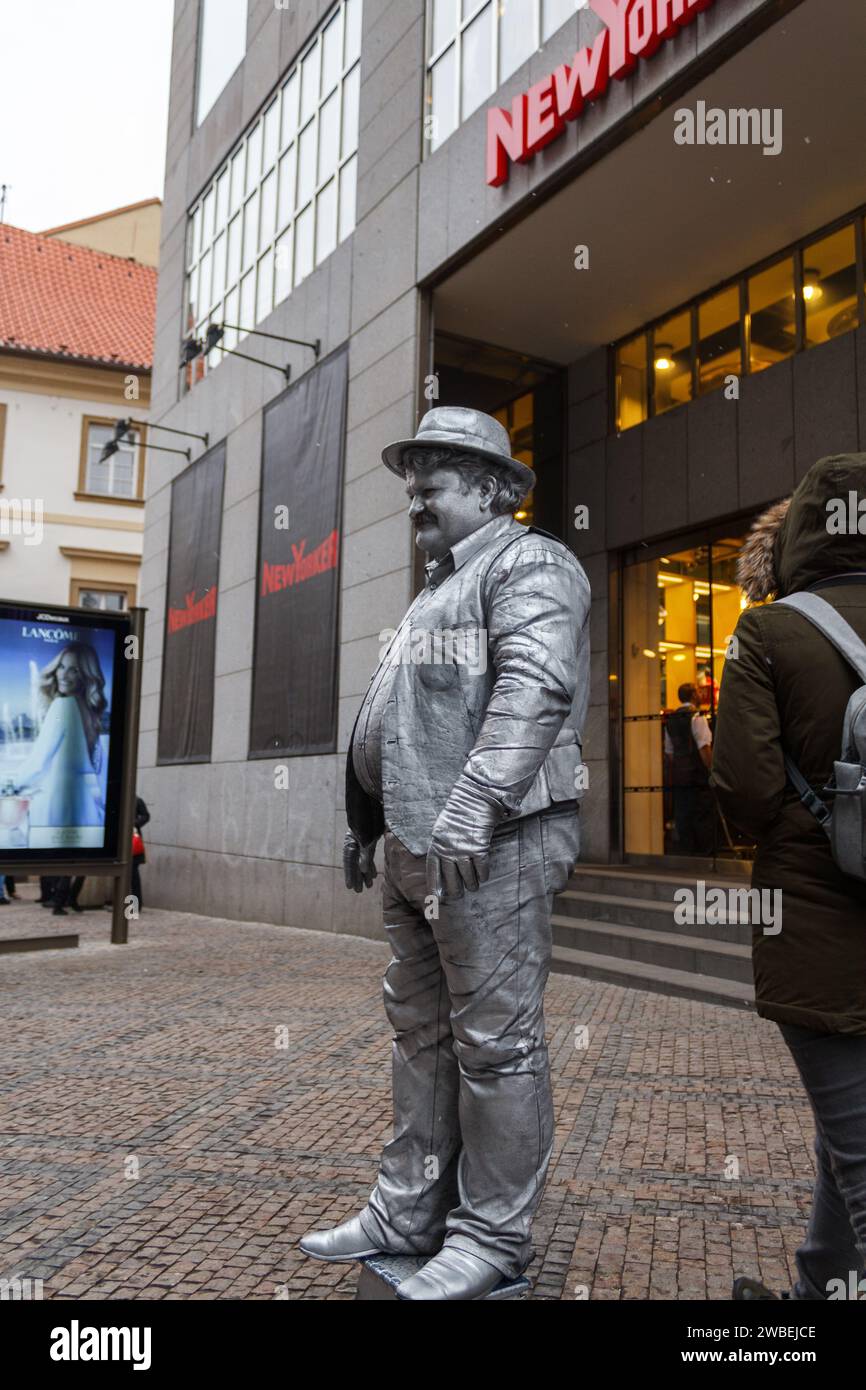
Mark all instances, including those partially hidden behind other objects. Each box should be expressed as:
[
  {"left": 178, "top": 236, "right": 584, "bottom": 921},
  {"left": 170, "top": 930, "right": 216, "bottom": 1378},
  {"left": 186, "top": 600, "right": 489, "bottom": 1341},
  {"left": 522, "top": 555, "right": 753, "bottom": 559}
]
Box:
[
  {"left": 86, "top": 424, "right": 139, "bottom": 499},
  {"left": 613, "top": 207, "right": 866, "bottom": 432},
  {"left": 184, "top": 0, "right": 362, "bottom": 385},
  {"left": 426, "top": 0, "right": 584, "bottom": 152}
]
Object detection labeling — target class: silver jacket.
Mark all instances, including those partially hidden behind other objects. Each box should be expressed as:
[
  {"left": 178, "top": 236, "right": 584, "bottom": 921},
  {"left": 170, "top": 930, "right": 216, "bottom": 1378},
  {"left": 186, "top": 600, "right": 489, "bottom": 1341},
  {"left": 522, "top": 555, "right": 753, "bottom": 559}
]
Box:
[{"left": 346, "top": 515, "right": 592, "bottom": 857}]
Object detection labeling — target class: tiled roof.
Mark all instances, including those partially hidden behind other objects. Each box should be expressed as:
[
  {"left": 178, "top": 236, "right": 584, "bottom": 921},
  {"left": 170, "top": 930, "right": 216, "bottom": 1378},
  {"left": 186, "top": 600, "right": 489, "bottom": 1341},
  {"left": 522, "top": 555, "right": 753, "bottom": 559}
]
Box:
[{"left": 0, "top": 221, "right": 157, "bottom": 371}]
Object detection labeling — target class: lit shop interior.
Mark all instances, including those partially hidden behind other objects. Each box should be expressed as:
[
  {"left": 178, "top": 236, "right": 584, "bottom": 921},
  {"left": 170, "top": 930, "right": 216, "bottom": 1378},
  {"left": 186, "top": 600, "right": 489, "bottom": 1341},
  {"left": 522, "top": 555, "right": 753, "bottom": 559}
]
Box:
[{"left": 424, "top": 0, "right": 865, "bottom": 866}]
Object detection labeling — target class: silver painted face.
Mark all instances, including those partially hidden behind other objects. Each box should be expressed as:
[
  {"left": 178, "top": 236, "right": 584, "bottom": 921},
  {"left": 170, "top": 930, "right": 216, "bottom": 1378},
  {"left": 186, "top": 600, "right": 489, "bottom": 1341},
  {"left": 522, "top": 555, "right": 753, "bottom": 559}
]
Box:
[{"left": 405, "top": 464, "right": 493, "bottom": 560}]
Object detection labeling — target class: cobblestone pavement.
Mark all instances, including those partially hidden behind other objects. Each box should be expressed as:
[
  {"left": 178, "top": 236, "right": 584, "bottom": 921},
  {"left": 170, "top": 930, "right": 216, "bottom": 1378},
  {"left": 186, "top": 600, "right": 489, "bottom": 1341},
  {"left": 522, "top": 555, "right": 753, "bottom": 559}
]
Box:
[{"left": 0, "top": 883, "right": 815, "bottom": 1301}]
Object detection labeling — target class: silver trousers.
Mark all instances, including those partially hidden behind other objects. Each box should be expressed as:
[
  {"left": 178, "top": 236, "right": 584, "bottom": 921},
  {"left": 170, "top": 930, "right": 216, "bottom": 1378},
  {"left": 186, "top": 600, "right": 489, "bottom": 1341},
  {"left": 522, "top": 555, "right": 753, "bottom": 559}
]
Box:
[{"left": 359, "top": 806, "right": 580, "bottom": 1279}]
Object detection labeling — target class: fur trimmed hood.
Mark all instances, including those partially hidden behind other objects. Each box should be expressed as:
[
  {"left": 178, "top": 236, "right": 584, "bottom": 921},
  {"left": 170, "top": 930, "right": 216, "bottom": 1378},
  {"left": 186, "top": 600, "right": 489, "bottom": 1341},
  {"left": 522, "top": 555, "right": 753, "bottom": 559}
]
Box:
[
  {"left": 736, "top": 498, "right": 791, "bottom": 602},
  {"left": 736, "top": 453, "right": 866, "bottom": 602}
]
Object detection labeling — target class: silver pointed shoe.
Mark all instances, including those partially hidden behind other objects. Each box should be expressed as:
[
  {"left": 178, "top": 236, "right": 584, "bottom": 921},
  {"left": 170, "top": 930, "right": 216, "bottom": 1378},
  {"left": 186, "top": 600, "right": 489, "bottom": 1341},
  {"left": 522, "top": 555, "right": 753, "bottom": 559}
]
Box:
[
  {"left": 396, "top": 1247, "right": 505, "bottom": 1300},
  {"left": 298, "top": 1213, "right": 384, "bottom": 1262}
]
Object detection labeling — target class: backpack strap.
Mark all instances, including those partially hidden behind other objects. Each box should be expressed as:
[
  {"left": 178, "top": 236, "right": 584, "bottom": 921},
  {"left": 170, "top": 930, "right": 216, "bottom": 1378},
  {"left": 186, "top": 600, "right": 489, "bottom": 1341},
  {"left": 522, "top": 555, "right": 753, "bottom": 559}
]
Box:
[
  {"left": 776, "top": 591, "right": 866, "bottom": 836},
  {"left": 776, "top": 592, "right": 866, "bottom": 681},
  {"left": 782, "top": 752, "right": 832, "bottom": 834}
]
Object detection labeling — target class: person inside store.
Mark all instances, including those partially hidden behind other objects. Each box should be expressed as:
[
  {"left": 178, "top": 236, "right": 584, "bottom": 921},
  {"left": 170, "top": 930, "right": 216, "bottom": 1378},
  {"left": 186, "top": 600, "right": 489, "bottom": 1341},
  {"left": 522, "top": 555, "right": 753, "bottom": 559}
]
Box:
[
  {"left": 712, "top": 452, "right": 866, "bottom": 1301},
  {"left": 299, "top": 405, "right": 591, "bottom": 1300},
  {"left": 664, "top": 682, "right": 714, "bottom": 854}
]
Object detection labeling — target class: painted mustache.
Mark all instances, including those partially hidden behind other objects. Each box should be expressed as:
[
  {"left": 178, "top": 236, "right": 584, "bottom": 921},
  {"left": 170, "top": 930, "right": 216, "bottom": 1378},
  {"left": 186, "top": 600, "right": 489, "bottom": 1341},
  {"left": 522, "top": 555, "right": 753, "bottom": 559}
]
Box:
[{"left": 413, "top": 512, "right": 436, "bottom": 528}]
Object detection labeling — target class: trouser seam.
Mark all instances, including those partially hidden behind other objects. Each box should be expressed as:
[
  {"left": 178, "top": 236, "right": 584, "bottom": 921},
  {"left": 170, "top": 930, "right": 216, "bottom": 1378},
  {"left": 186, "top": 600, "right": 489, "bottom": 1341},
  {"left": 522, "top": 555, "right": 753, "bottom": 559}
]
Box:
[{"left": 403, "top": 961, "right": 449, "bottom": 1247}]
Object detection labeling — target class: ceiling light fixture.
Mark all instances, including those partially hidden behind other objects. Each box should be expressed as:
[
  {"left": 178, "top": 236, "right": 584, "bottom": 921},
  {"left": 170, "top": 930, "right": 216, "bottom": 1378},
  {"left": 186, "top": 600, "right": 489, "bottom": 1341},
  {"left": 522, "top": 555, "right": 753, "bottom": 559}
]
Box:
[
  {"left": 654, "top": 342, "right": 675, "bottom": 372},
  {"left": 802, "top": 267, "right": 824, "bottom": 302}
]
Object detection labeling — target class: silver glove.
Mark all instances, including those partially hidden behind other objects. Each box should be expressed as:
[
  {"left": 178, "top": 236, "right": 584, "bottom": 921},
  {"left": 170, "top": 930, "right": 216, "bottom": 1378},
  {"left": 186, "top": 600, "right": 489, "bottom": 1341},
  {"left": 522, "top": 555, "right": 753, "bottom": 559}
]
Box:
[
  {"left": 343, "top": 829, "right": 378, "bottom": 893},
  {"left": 426, "top": 776, "right": 501, "bottom": 901}
]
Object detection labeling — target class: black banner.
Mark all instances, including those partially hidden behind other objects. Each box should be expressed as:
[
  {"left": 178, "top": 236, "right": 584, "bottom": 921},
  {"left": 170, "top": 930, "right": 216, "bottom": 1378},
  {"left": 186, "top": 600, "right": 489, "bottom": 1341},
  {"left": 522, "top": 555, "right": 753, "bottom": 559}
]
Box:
[
  {"left": 249, "top": 348, "right": 347, "bottom": 757},
  {"left": 157, "top": 443, "right": 225, "bottom": 764}
]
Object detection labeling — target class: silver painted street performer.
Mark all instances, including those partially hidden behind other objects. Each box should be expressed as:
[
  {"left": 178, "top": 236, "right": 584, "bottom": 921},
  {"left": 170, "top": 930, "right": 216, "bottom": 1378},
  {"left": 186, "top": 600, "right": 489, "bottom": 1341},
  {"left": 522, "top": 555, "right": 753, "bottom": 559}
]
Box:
[{"left": 300, "top": 406, "right": 591, "bottom": 1299}]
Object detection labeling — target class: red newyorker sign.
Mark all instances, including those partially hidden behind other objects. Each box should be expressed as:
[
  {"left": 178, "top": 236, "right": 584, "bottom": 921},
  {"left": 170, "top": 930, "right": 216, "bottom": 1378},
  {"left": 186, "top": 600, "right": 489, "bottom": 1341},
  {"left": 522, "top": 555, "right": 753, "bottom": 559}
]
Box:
[
  {"left": 486, "top": 0, "right": 716, "bottom": 186},
  {"left": 260, "top": 529, "right": 340, "bottom": 597},
  {"left": 167, "top": 587, "right": 217, "bottom": 633}
]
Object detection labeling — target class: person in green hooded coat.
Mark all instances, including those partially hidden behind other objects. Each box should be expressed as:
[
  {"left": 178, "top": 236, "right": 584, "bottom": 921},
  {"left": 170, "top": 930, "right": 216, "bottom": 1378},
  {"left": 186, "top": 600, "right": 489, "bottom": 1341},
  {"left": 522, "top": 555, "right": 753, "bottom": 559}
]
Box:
[{"left": 712, "top": 453, "right": 866, "bottom": 1301}]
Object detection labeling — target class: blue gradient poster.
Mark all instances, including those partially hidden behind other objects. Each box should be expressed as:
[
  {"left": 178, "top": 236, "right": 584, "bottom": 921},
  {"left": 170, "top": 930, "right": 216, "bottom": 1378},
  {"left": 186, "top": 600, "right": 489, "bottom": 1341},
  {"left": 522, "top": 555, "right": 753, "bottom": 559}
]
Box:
[{"left": 0, "top": 618, "right": 115, "bottom": 850}]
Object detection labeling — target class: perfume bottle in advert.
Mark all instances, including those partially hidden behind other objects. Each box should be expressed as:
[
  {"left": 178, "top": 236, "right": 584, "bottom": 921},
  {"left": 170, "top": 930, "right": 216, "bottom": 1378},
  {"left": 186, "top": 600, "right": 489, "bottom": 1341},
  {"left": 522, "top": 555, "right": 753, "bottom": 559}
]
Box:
[{"left": 0, "top": 779, "right": 30, "bottom": 849}]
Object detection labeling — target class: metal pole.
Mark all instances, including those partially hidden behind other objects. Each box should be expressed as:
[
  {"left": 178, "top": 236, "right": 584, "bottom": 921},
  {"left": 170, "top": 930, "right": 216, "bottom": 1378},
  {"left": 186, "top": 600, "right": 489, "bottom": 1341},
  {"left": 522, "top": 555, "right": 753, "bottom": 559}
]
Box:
[{"left": 111, "top": 606, "right": 145, "bottom": 945}]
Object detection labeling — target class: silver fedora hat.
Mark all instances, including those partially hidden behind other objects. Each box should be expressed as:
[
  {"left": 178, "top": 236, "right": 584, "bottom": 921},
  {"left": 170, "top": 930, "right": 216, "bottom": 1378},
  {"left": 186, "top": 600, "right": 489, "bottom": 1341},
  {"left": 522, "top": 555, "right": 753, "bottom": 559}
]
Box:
[{"left": 381, "top": 406, "right": 536, "bottom": 493}]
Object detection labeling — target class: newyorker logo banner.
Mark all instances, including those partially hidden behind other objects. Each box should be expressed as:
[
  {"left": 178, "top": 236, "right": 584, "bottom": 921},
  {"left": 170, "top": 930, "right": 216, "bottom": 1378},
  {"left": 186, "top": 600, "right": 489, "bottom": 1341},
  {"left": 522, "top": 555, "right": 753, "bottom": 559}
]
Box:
[
  {"left": 486, "top": 0, "right": 716, "bottom": 185},
  {"left": 157, "top": 443, "right": 226, "bottom": 764},
  {"left": 249, "top": 347, "right": 347, "bottom": 757}
]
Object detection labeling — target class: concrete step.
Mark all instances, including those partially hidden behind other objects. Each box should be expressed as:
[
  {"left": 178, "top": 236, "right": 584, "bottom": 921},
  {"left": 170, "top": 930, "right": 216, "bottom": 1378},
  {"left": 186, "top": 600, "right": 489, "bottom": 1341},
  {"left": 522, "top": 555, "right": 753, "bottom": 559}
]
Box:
[
  {"left": 550, "top": 941, "right": 755, "bottom": 1010},
  {"left": 551, "top": 914, "right": 752, "bottom": 984},
  {"left": 557, "top": 888, "right": 753, "bottom": 945},
  {"left": 569, "top": 862, "right": 752, "bottom": 905}
]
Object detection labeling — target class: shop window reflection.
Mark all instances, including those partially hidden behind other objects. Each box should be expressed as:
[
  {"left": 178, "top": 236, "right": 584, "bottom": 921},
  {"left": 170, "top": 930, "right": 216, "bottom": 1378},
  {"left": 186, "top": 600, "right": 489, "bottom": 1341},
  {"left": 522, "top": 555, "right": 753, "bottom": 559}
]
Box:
[
  {"left": 622, "top": 536, "right": 752, "bottom": 863},
  {"left": 803, "top": 225, "right": 858, "bottom": 347},
  {"left": 748, "top": 257, "right": 795, "bottom": 373},
  {"left": 698, "top": 286, "right": 741, "bottom": 394},
  {"left": 615, "top": 335, "right": 647, "bottom": 432},
  {"left": 495, "top": 391, "right": 534, "bottom": 524},
  {"left": 652, "top": 311, "right": 692, "bottom": 416}
]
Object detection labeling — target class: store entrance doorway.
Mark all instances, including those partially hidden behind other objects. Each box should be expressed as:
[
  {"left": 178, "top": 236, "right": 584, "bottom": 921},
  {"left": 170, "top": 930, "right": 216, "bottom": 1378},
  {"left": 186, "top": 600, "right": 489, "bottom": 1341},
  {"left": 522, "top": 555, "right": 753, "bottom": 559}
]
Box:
[
  {"left": 431, "top": 332, "right": 566, "bottom": 538},
  {"left": 621, "top": 526, "right": 756, "bottom": 869}
]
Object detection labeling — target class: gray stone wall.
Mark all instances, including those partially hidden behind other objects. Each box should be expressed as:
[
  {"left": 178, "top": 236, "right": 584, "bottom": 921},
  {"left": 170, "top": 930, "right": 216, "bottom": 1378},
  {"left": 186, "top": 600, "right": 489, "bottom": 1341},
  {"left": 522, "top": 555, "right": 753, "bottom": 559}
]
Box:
[
  {"left": 142, "top": 0, "right": 793, "bottom": 930},
  {"left": 142, "top": 0, "right": 426, "bottom": 941},
  {"left": 415, "top": 0, "right": 782, "bottom": 280}
]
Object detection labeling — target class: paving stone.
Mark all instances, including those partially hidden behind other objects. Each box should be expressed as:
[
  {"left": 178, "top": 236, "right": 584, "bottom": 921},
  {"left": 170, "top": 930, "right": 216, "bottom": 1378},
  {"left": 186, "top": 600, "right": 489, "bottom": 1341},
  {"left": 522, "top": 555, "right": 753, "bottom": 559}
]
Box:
[{"left": 0, "top": 884, "right": 817, "bottom": 1300}]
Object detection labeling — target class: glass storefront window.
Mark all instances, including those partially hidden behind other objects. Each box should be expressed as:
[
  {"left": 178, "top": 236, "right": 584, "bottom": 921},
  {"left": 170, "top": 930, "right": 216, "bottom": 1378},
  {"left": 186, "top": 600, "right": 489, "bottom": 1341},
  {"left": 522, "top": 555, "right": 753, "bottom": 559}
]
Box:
[
  {"left": 544, "top": 0, "right": 583, "bottom": 41},
  {"left": 426, "top": 0, "right": 585, "bottom": 152},
  {"left": 615, "top": 211, "right": 866, "bottom": 426},
  {"left": 615, "top": 335, "right": 648, "bottom": 432},
  {"left": 494, "top": 391, "right": 535, "bottom": 524},
  {"left": 344, "top": 0, "right": 362, "bottom": 65},
  {"left": 698, "top": 285, "right": 741, "bottom": 394},
  {"left": 321, "top": 11, "right": 343, "bottom": 97},
  {"left": 803, "top": 225, "right": 858, "bottom": 348},
  {"left": 316, "top": 179, "right": 338, "bottom": 265},
  {"left": 499, "top": 0, "right": 534, "bottom": 82},
  {"left": 274, "top": 229, "right": 293, "bottom": 306},
  {"left": 652, "top": 312, "right": 692, "bottom": 416},
  {"left": 431, "top": 0, "right": 459, "bottom": 55},
  {"left": 262, "top": 100, "right": 280, "bottom": 173},
  {"left": 338, "top": 156, "right": 357, "bottom": 242},
  {"left": 245, "top": 122, "right": 262, "bottom": 196},
  {"left": 184, "top": 0, "right": 362, "bottom": 389},
  {"left": 622, "top": 534, "right": 752, "bottom": 864},
  {"left": 295, "top": 204, "right": 314, "bottom": 284},
  {"left": 461, "top": 3, "right": 493, "bottom": 120},
  {"left": 748, "top": 257, "right": 795, "bottom": 373},
  {"left": 429, "top": 46, "right": 457, "bottom": 152},
  {"left": 196, "top": 0, "right": 247, "bottom": 126}
]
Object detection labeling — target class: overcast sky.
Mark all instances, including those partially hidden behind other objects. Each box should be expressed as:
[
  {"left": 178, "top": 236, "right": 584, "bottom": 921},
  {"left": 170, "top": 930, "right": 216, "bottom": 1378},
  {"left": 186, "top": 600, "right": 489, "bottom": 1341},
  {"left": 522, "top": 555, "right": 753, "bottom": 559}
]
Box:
[{"left": 0, "top": 0, "right": 173, "bottom": 232}]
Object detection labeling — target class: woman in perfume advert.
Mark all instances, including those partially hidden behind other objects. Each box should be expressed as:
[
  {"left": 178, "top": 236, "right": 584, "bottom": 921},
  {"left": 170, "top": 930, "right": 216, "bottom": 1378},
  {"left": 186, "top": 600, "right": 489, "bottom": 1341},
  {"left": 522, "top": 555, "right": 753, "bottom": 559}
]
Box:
[{"left": 14, "top": 642, "right": 107, "bottom": 829}]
